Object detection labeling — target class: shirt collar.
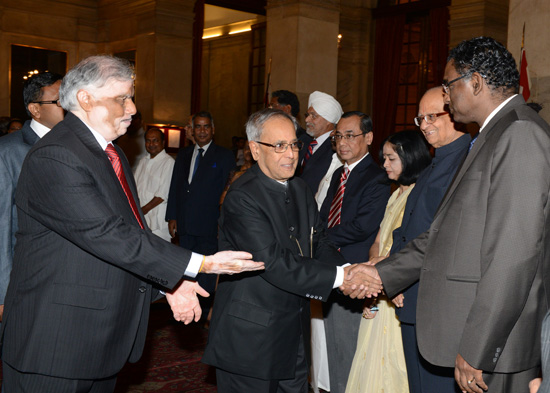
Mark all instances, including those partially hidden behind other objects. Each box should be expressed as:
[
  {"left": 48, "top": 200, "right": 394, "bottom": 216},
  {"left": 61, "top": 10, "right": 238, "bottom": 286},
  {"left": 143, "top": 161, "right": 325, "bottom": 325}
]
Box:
[
  {"left": 30, "top": 119, "right": 51, "bottom": 139},
  {"left": 346, "top": 152, "right": 369, "bottom": 172},
  {"left": 479, "top": 94, "right": 517, "bottom": 133},
  {"left": 315, "top": 131, "right": 332, "bottom": 146},
  {"left": 195, "top": 140, "right": 213, "bottom": 153}
]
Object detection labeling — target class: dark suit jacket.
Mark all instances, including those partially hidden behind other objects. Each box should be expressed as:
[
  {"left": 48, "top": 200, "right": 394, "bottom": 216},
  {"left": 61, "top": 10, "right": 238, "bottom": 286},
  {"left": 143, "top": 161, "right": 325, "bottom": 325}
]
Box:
[
  {"left": 297, "top": 134, "right": 334, "bottom": 194},
  {"left": 320, "top": 153, "right": 390, "bottom": 264},
  {"left": 202, "top": 164, "right": 345, "bottom": 380},
  {"left": 377, "top": 95, "right": 550, "bottom": 373},
  {"left": 166, "top": 143, "right": 235, "bottom": 237},
  {"left": 2, "top": 112, "right": 193, "bottom": 379},
  {"left": 390, "top": 133, "right": 470, "bottom": 324},
  {"left": 0, "top": 121, "right": 39, "bottom": 305}
]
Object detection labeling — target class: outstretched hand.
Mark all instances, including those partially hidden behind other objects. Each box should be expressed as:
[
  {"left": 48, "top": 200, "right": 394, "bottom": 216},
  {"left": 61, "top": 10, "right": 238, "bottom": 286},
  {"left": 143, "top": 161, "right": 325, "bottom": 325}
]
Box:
[
  {"left": 166, "top": 280, "right": 209, "bottom": 324},
  {"left": 202, "top": 251, "right": 264, "bottom": 275},
  {"left": 340, "top": 263, "right": 383, "bottom": 299}
]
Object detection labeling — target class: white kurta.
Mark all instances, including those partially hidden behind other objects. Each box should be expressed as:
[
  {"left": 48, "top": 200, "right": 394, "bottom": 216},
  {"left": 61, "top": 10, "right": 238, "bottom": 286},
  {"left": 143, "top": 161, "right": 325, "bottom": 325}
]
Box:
[{"left": 134, "top": 150, "right": 175, "bottom": 242}]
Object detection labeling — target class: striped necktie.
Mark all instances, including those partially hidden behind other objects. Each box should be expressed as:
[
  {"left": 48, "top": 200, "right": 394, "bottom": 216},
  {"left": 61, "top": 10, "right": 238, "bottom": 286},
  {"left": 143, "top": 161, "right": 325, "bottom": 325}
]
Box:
[
  {"left": 301, "top": 139, "right": 318, "bottom": 170},
  {"left": 105, "top": 144, "right": 144, "bottom": 229},
  {"left": 327, "top": 167, "right": 350, "bottom": 228}
]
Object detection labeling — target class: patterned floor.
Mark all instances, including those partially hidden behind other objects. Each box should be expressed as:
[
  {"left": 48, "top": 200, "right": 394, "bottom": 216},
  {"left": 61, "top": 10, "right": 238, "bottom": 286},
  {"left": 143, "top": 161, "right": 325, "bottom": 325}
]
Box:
[{"left": 115, "top": 302, "right": 217, "bottom": 393}]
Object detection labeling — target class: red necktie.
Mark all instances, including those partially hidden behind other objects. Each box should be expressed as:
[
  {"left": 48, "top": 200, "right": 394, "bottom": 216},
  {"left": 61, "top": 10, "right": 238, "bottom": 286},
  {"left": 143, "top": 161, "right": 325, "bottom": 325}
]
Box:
[
  {"left": 327, "top": 167, "right": 349, "bottom": 228},
  {"left": 301, "top": 139, "right": 318, "bottom": 170},
  {"left": 105, "top": 144, "right": 144, "bottom": 229}
]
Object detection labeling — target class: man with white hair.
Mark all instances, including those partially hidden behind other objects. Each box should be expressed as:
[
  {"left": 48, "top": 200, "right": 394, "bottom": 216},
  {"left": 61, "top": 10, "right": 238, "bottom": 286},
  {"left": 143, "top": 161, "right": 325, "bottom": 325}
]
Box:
[
  {"left": 1, "top": 55, "right": 263, "bottom": 392},
  {"left": 297, "top": 91, "right": 343, "bottom": 195}
]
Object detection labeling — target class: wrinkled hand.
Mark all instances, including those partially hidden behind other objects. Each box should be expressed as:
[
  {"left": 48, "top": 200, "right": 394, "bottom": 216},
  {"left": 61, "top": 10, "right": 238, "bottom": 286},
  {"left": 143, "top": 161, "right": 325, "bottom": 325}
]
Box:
[
  {"left": 455, "top": 353, "right": 487, "bottom": 393},
  {"left": 202, "top": 251, "right": 264, "bottom": 275},
  {"left": 339, "top": 263, "right": 383, "bottom": 299},
  {"left": 529, "top": 377, "right": 542, "bottom": 393},
  {"left": 392, "top": 293, "right": 404, "bottom": 308},
  {"left": 166, "top": 280, "right": 209, "bottom": 324}
]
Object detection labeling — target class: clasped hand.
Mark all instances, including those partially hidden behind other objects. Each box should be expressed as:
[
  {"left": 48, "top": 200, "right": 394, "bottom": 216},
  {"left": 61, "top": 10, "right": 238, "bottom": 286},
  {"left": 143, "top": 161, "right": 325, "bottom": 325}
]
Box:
[{"left": 339, "top": 263, "right": 383, "bottom": 299}]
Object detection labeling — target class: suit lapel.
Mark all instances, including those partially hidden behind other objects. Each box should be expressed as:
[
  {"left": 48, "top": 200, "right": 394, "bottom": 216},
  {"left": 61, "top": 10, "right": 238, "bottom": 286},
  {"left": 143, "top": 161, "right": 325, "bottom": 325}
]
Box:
[
  {"left": 435, "top": 95, "right": 524, "bottom": 218},
  {"left": 65, "top": 113, "right": 145, "bottom": 228}
]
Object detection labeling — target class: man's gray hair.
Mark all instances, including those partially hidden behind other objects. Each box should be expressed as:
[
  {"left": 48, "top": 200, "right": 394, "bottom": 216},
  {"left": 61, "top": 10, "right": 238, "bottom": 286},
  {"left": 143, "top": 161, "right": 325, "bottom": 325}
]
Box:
[
  {"left": 59, "top": 55, "right": 135, "bottom": 111},
  {"left": 245, "top": 109, "right": 297, "bottom": 141}
]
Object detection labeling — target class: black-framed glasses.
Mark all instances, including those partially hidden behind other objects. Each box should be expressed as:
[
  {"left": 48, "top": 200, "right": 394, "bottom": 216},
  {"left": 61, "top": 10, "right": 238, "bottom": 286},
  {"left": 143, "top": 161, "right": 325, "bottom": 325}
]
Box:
[
  {"left": 255, "top": 140, "right": 304, "bottom": 153},
  {"left": 331, "top": 133, "right": 366, "bottom": 142},
  {"left": 442, "top": 73, "right": 471, "bottom": 94},
  {"left": 414, "top": 112, "right": 448, "bottom": 126},
  {"left": 32, "top": 99, "right": 61, "bottom": 107}
]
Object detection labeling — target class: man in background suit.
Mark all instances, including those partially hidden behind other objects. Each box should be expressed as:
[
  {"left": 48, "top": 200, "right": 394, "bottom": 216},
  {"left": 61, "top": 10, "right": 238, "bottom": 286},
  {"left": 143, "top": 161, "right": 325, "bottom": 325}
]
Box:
[
  {"left": 1, "top": 55, "right": 262, "bottom": 392},
  {"left": 320, "top": 111, "right": 389, "bottom": 393},
  {"left": 0, "top": 71, "right": 63, "bottom": 323},
  {"left": 166, "top": 111, "right": 236, "bottom": 306},
  {"left": 270, "top": 89, "right": 306, "bottom": 138},
  {"left": 203, "top": 109, "right": 363, "bottom": 392},
  {"left": 297, "top": 91, "right": 342, "bottom": 195},
  {"left": 345, "top": 36, "right": 550, "bottom": 393},
  {"left": 390, "top": 87, "right": 470, "bottom": 393}
]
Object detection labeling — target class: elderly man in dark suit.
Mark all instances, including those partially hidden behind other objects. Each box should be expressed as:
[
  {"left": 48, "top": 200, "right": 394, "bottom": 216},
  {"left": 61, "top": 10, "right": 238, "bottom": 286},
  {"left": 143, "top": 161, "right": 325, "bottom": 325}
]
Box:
[
  {"left": 1, "top": 55, "right": 263, "bottom": 392},
  {"left": 319, "top": 111, "right": 389, "bottom": 393},
  {"left": 166, "top": 111, "right": 236, "bottom": 304},
  {"left": 388, "top": 87, "right": 470, "bottom": 393},
  {"left": 0, "top": 71, "right": 63, "bottom": 323},
  {"left": 202, "top": 109, "right": 369, "bottom": 393},
  {"left": 344, "top": 36, "right": 550, "bottom": 393}
]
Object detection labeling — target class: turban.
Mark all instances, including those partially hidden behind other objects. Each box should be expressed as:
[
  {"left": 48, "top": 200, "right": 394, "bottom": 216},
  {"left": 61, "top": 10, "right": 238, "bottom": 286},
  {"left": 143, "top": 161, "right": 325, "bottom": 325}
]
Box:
[{"left": 308, "top": 91, "right": 343, "bottom": 125}]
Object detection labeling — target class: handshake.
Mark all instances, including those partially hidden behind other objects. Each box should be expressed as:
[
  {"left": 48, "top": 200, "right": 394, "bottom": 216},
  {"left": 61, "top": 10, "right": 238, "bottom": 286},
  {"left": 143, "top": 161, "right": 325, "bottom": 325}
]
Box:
[{"left": 339, "top": 263, "right": 384, "bottom": 299}]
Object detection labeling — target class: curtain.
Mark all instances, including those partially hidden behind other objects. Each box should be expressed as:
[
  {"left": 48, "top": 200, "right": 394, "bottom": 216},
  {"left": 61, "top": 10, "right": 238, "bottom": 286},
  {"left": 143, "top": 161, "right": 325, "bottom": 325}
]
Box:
[
  {"left": 430, "top": 7, "right": 450, "bottom": 85},
  {"left": 371, "top": 14, "right": 406, "bottom": 158}
]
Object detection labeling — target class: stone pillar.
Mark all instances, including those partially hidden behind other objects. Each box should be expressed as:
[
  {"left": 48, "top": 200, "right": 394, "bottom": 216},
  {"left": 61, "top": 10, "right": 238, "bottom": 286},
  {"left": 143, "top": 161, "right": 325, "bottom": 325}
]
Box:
[
  {"left": 448, "top": 0, "right": 509, "bottom": 47},
  {"left": 337, "top": 0, "right": 377, "bottom": 113},
  {"left": 266, "top": 0, "right": 340, "bottom": 113},
  {"left": 508, "top": 0, "right": 550, "bottom": 123},
  {"left": 103, "top": 0, "right": 195, "bottom": 126}
]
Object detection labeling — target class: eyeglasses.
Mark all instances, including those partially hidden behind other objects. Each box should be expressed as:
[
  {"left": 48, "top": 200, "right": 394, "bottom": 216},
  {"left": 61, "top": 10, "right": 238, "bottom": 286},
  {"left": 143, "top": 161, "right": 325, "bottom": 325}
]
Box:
[
  {"left": 255, "top": 140, "right": 304, "bottom": 153},
  {"left": 413, "top": 112, "right": 448, "bottom": 126},
  {"left": 32, "top": 99, "right": 61, "bottom": 107},
  {"left": 304, "top": 112, "right": 319, "bottom": 120},
  {"left": 331, "top": 133, "right": 367, "bottom": 142},
  {"left": 442, "top": 73, "right": 471, "bottom": 94}
]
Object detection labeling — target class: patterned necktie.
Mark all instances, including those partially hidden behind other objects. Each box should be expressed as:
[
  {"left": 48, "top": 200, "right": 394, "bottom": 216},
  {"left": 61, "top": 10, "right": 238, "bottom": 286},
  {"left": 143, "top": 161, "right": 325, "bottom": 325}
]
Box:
[
  {"left": 468, "top": 132, "right": 479, "bottom": 152},
  {"left": 192, "top": 148, "right": 204, "bottom": 180},
  {"left": 327, "top": 167, "right": 350, "bottom": 228},
  {"left": 105, "top": 144, "right": 144, "bottom": 229},
  {"left": 301, "top": 139, "right": 318, "bottom": 170}
]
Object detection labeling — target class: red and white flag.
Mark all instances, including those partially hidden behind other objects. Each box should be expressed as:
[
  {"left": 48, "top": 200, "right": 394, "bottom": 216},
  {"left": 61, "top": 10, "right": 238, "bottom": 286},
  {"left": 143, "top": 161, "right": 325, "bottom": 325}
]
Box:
[{"left": 519, "top": 47, "right": 531, "bottom": 102}]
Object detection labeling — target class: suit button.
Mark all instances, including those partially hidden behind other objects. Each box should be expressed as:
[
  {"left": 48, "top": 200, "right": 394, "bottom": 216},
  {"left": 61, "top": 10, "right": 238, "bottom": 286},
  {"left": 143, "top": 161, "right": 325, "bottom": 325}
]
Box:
[
  {"left": 402, "top": 236, "right": 406, "bottom": 242},
  {"left": 138, "top": 286, "right": 147, "bottom": 293},
  {"left": 493, "top": 357, "right": 498, "bottom": 363},
  {"left": 289, "top": 226, "right": 295, "bottom": 232},
  {"left": 496, "top": 347, "right": 502, "bottom": 353},
  {"left": 285, "top": 198, "right": 290, "bottom": 204}
]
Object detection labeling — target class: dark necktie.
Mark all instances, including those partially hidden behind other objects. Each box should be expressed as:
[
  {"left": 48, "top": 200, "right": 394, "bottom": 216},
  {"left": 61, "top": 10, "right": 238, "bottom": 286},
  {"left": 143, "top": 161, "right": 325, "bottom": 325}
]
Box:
[
  {"left": 192, "top": 148, "right": 204, "bottom": 180},
  {"left": 469, "top": 132, "right": 479, "bottom": 152},
  {"left": 105, "top": 144, "right": 144, "bottom": 229},
  {"left": 301, "top": 139, "right": 318, "bottom": 170},
  {"left": 327, "top": 167, "right": 350, "bottom": 228}
]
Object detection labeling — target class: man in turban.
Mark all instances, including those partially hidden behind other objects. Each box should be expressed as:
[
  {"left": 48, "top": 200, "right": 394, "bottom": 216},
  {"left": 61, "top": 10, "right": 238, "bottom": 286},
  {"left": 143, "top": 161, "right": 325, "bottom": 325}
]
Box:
[{"left": 297, "top": 91, "right": 343, "bottom": 196}]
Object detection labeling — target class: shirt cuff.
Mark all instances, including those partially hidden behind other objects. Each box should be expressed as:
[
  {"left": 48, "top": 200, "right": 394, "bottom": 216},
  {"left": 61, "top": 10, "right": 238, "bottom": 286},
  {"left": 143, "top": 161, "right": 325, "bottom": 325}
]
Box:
[
  {"left": 184, "top": 252, "right": 204, "bottom": 278},
  {"left": 332, "top": 263, "right": 350, "bottom": 288}
]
